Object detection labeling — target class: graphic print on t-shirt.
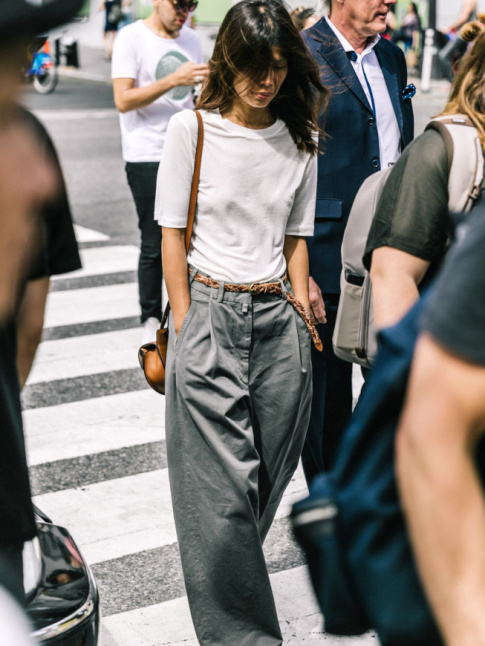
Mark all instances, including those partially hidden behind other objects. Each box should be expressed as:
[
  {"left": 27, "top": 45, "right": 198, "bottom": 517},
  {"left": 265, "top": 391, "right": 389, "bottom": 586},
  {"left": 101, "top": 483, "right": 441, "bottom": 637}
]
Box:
[{"left": 156, "top": 51, "right": 191, "bottom": 101}]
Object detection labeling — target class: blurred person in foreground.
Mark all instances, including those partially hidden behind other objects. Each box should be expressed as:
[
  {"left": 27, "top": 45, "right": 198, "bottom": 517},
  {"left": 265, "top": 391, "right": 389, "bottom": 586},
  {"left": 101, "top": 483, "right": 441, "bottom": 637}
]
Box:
[
  {"left": 397, "top": 201, "right": 485, "bottom": 646},
  {"left": 0, "top": 0, "right": 84, "bottom": 619},
  {"left": 365, "top": 20, "right": 485, "bottom": 331},
  {"left": 112, "top": 0, "right": 208, "bottom": 344},
  {"left": 157, "top": 1, "right": 328, "bottom": 642},
  {"left": 395, "top": 25, "right": 485, "bottom": 644},
  {"left": 301, "top": 0, "right": 414, "bottom": 479},
  {"left": 15, "top": 105, "right": 82, "bottom": 389}
]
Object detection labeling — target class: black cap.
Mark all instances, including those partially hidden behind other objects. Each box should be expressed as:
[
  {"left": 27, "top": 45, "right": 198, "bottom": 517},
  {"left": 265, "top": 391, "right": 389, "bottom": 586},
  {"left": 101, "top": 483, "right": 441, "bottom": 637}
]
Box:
[{"left": 0, "top": 0, "right": 86, "bottom": 40}]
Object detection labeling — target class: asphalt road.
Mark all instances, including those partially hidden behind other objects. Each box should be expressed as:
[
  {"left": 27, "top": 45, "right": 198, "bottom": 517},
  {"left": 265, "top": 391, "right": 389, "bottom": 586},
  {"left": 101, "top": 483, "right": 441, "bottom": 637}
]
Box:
[{"left": 22, "top": 76, "right": 115, "bottom": 111}]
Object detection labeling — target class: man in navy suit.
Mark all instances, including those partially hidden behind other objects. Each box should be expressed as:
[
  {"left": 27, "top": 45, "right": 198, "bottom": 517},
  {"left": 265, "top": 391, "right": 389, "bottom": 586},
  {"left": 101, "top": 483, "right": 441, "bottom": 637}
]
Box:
[{"left": 302, "top": 0, "right": 414, "bottom": 480}]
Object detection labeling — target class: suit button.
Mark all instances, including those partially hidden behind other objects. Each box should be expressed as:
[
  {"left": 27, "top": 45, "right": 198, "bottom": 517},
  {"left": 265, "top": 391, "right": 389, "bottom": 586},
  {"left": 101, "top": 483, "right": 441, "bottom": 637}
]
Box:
[
  {"left": 371, "top": 158, "right": 380, "bottom": 168},
  {"left": 368, "top": 117, "right": 375, "bottom": 126}
]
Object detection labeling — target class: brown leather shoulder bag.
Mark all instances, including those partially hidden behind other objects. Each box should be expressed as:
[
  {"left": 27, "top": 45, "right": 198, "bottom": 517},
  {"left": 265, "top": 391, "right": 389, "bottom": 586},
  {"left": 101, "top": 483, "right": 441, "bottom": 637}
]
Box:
[{"left": 138, "top": 109, "right": 204, "bottom": 394}]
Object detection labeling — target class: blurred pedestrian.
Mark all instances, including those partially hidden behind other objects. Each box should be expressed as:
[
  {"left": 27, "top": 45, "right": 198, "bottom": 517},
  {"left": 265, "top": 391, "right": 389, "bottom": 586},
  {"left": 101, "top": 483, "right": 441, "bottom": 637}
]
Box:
[
  {"left": 392, "top": 2, "right": 421, "bottom": 51},
  {"left": 365, "top": 20, "right": 485, "bottom": 330},
  {"left": 301, "top": 0, "right": 414, "bottom": 478},
  {"left": 396, "top": 202, "right": 485, "bottom": 646},
  {"left": 0, "top": 0, "right": 84, "bottom": 623},
  {"left": 118, "top": 0, "right": 135, "bottom": 30},
  {"left": 156, "top": 0, "right": 328, "bottom": 643},
  {"left": 99, "top": 0, "right": 122, "bottom": 60},
  {"left": 438, "top": 0, "right": 477, "bottom": 81},
  {"left": 291, "top": 6, "right": 318, "bottom": 31},
  {"left": 112, "top": 0, "right": 208, "bottom": 343}
]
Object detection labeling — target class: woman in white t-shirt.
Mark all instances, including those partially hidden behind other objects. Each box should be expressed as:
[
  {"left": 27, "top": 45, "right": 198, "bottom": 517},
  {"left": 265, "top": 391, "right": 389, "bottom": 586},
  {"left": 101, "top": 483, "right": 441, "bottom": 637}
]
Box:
[{"left": 155, "top": 1, "right": 329, "bottom": 643}]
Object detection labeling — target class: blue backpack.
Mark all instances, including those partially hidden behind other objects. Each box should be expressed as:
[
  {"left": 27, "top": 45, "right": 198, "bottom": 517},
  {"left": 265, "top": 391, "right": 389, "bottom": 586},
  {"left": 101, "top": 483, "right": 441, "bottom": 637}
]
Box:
[{"left": 291, "top": 292, "right": 444, "bottom": 646}]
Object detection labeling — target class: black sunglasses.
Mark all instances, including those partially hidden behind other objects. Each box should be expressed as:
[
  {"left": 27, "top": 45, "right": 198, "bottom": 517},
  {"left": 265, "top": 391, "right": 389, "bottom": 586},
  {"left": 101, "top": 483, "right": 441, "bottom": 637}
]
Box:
[{"left": 170, "top": 0, "right": 198, "bottom": 12}]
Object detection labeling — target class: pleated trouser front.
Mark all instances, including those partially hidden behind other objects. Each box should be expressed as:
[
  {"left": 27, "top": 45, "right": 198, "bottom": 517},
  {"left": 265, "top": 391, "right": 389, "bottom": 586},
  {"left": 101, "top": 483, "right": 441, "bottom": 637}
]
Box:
[{"left": 165, "top": 276, "right": 312, "bottom": 646}]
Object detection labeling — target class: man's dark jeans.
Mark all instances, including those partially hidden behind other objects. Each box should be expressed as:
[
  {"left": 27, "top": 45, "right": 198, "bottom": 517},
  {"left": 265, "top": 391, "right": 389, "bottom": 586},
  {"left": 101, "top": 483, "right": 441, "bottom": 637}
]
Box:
[{"left": 126, "top": 162, "right": 162, "bottom": 323}]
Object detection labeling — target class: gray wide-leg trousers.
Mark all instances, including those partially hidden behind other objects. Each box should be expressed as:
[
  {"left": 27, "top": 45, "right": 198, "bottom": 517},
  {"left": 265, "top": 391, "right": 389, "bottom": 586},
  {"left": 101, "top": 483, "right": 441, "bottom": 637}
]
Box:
[{"left": 165, "top": 276, "right": 312, "bottom": 646}]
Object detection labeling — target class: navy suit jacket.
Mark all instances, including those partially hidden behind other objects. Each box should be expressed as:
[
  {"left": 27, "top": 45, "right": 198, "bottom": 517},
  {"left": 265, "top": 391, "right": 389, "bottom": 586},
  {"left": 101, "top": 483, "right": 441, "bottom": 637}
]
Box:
[{"left": 303, "top": 19, "right": 414, "bottom": 293}]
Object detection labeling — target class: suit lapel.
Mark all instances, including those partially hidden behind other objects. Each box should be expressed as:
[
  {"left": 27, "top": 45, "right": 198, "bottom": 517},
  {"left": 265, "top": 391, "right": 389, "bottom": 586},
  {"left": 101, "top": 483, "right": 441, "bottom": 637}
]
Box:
[
  {"left": 375, "top": 40, "right": 404, "bottom": 136},
  {"left": 310, "top": 19, "right": 373, "bottom": 115}
]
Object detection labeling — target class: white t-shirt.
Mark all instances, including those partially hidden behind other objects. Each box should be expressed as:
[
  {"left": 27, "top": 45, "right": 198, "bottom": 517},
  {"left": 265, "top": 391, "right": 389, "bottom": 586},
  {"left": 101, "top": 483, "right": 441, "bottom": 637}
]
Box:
[
  {"left": 155, "top": 109, "right": 317, "bottom": 284},
  {"left": 111, "top": 21, "right": 204, "bottom": 163}
]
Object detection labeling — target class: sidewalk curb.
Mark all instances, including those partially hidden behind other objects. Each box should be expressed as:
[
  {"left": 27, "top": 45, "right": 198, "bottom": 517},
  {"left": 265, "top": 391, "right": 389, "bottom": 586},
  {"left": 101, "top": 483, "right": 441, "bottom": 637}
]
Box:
[{"left": 58, "top": 66, "right": 111, "bottom": 85}]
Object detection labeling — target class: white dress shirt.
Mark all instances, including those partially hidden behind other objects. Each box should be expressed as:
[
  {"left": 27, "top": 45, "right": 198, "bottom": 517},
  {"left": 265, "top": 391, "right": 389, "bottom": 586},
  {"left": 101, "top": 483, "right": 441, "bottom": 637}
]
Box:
[{"left": 326, "top": 16, "right": 401, "bottom": 169}]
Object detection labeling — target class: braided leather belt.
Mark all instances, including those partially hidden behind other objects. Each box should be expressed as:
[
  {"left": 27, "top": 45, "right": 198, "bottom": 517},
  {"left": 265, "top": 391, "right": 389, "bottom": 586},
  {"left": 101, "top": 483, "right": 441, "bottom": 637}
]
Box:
[{"left": 192, "top": 272, "right": 323, "bottom": 352}]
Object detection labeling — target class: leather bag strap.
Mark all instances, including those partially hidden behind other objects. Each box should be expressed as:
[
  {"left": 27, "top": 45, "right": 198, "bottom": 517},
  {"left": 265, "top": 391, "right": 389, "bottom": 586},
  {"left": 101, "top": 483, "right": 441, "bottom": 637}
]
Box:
[
  {"left": 185, "top": 109, "right": 204, "bottom": 252},
  {"left": 160, "top": 109, "right": 204, "bottom": 329}
]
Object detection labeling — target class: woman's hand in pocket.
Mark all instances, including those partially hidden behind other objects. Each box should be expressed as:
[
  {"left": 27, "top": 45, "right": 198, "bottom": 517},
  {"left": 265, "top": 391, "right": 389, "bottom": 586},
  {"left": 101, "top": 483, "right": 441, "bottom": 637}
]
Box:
[
  {"left": 173, "top": 303, "right": 191, "bottom": 338},
  {"left": 162, "top": 227, "right": 191, "bottom": 339}
]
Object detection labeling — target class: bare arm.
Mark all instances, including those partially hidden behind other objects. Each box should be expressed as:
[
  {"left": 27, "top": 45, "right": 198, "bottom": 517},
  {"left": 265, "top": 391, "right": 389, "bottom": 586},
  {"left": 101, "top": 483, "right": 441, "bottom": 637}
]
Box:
[
  {"left": 16, "top": 277, "right": 49, "bottom": 388},
  {"left": 396, "top": 333, "right": 485, "bottom": 646},
  {"left": 113, "top": 62, "right": 209, "bottom": 113},
  {"left": 370, "top": 246, "right": 429, "bottom": 330},
  {"left": 284, "top": 236, "right": 312, "bottom": 313},
  {"left": 161, "top": 228, "right": 190, "bottom": 336},
  {"left": 443, "top": 0, "right": 477, "bottom": 32}
]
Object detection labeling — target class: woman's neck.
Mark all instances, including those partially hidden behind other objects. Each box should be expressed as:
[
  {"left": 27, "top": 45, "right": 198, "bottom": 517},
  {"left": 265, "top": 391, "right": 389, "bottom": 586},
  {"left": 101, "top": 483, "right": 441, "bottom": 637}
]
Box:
[{"left": 221, "top": 99, "right": 275, "bottom": 130}]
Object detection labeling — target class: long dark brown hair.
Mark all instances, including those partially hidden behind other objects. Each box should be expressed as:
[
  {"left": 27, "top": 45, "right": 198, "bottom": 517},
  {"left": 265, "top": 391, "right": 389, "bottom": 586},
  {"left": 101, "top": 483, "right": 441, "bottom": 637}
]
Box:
[{"left": 197, "top": 0, "right": 329, "bottom": 155}]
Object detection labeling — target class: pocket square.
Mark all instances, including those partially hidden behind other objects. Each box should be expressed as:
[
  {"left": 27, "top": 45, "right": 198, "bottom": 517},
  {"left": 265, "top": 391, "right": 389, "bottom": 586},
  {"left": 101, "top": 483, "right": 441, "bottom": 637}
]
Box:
[{"left": 402, "top": 83, "right": 416, "bottom": 100}]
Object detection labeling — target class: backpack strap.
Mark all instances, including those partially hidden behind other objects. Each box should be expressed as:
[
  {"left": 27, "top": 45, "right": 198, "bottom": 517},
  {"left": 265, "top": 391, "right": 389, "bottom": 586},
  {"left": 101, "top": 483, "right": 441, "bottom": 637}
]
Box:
[{"left": 425, "top": 115, "right": 483, "bottom": 213}]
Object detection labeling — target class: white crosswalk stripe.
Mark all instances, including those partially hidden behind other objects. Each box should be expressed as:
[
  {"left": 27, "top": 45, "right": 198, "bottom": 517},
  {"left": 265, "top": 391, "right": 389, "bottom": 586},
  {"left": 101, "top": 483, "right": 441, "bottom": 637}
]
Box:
[
  {"left": 24, "top": 229, "right": 376, "bottom": 646},
  {"left": 73, "top": 224, "right": 110, "bottom": 243},
  {"left": 44, "top": 283, "right": 139, "bottom": 328},
  {"left": 27, "top": 327, "right": 141, "bottom": 384},
  {"left": 33, "top": 466, "right": 308, "bottom": 566},
  {"left": 51, "top": 245, "right": 139, "bottom": 281},
  {"left": 24, "top": 391, "right": 165, "bottom": 466}
]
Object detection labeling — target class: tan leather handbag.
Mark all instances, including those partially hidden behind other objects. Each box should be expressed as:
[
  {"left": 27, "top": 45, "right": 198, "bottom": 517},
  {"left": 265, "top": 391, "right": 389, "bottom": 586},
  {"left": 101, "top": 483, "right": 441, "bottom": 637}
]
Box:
[{"left": 138, "top": 110, "right": 204, "bottom": 394}]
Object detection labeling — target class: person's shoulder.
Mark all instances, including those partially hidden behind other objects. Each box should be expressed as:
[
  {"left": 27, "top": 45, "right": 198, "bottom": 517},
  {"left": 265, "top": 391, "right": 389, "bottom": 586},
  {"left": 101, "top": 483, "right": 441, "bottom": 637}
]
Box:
[
  {"left": 16, "top": 106, "right": 57, "bottom": 158},
  {"left": 169, "top": 109, "right": 199, "bottom": 133},
  {"left": 405, "top": 128, "right": 447, "bottom": 165},
  {"left": 301, "top": 16, "right": 328, "bottom": 46},
  {"left": 116, "top": 19, "right": 143, "bottom": 42},
  {"left": 377, "top": 36, "right": 406, "bottom": 62},
  {"left": 16, "top": 106, "right": 46, "bottom": 139}
]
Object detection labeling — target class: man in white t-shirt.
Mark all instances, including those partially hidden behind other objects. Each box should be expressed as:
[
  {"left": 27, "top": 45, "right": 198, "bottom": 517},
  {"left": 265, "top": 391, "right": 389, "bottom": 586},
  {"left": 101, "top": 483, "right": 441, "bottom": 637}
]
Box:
[{"left": 112, "top": 0, "right": 208, "bottom": 341}]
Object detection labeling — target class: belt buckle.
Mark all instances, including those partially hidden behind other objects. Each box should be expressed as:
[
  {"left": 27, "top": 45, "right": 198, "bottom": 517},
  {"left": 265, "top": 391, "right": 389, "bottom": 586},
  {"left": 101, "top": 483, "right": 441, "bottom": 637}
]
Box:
[{"left": 249, "top": 283, "right": 257, "bottom": 295}]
